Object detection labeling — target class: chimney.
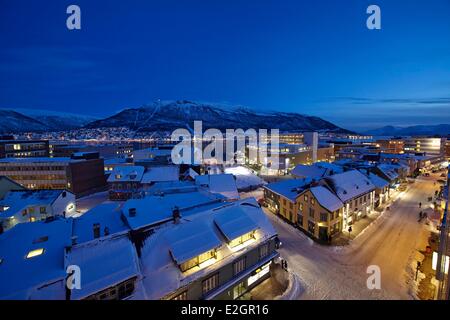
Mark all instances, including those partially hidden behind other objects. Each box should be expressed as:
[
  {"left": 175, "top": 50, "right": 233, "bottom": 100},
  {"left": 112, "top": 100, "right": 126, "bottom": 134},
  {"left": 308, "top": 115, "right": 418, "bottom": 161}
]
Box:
[
  {"left": 173, "top": 206, "right": 180, "bottom": 224},
  {"left": 71, "top": 236, "right": 78, "bottom": 246},
  {"left": 129, "top": 208, "right": 136, "bottom": 217},
  {"left": 93, "top": 223, "right": 100, "bottom": 239}
]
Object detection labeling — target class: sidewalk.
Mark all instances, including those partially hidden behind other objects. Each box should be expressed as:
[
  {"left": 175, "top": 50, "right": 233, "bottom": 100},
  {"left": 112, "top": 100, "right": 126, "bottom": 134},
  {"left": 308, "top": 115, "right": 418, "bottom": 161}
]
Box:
[{"left": 331, "top": 210, "right": 382, "bottom": 246}]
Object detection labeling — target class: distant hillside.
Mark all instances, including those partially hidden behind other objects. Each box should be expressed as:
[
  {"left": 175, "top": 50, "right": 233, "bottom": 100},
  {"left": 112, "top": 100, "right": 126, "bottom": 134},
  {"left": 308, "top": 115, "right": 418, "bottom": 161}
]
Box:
[
  {"left": 0, "top": 110, "right": 49, "bottom": 133},
  {"left": 0, "top": 108, "right": 98, "bottom": 133},
  {"left": 85, "top": 100, "right": 351, "bottom": 133},
  {"left": 364, "top": 124, "right": 450, "bottom": 136}
]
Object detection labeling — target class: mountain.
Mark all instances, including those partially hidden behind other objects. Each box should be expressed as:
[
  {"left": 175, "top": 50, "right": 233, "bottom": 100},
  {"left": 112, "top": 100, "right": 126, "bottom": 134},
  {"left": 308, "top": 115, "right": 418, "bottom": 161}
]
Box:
[
  {"left": 0, "top": 110, "right": 50, "bottom": 133},
  {"left": 85, "top": 100, "right": 350, "bottom": 133},
  {"left": 364, "top": 124, "right": 450, "bottom": 136},
  {"left": 0, "top": 108, "right": 98, "bottom": 133},
  {"left": 11, "top": 108, "right": 98, "bottom": 131}
]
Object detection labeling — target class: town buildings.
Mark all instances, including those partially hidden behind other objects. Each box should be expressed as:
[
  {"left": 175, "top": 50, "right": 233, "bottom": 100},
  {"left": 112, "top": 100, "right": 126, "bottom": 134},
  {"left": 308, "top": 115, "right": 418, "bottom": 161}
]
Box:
[
  {"left": 0, "top": 189, "right": 76, "bottom": 232},
  {"left": 0, "top": 188, "right": 280, "bottom": 300},
  {"left": 0, "top": 152, "right": 106, "bottom": 197}
]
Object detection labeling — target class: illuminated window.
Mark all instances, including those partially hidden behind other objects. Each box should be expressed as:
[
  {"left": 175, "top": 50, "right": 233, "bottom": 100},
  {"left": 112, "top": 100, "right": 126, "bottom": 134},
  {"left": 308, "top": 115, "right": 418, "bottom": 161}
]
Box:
[
  {"left": 229, "top": 231, "right": 256, "bottom": 248},
  {"left": 26, "top": 248, "right": 44, "bottom": 259},
  {"left": 179, "top": 249, "right": 216, "bottom": 272}
]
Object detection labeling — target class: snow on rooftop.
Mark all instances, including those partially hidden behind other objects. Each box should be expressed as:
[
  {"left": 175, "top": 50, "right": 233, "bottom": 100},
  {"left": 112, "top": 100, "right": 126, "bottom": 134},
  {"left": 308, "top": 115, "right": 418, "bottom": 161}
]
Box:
[
  {"left": 377, "top": 164, "right": 400, "bottom": 181},
  {"left": 122, "top": 190, "right": 224, "bottom": 230},
  {"left": 367, "top": 172, "right": 390, "bottom": 189},
  {"left": 291, "top": 164, "right": 328, "bottom": 179},
  {"left": 66, "top": 235, "right": 141, "bottom": 300},
  {"left": 107, "top": 165, "right": 145, "bottom": 183},
  {"left": 224, "top": 166, "right": 266, "bottom": 190},
  {"left": 0, "top": 190, "right": 71, "bottom": 218},
  {"left": 141, "top": 166, "right": 179, "bottom": 184},
  {"left": 167, "top": 221, "right": 222, "bottom": 265},
  {"left": 139, "top": 198, "right": 277, "bottom": 299},
  {"left": 214, "top": 205, "right": 259, "bottom": 242},
  {"left": 195, "top": 174, "right": 239, "bottom": 200},
  {"left": 73, "top": 203, "right": 129, "bottom": 243},
  {"left": 309, "top": 186, "right": 344, "bottom": 212},
  {"left": 325, "top": 170, "right": 376, "bottom": 203},
  {"left": 0, "top": 218, "right": 72, "bottom": 299},
  {"left": 264, "top": 178, "right": 312, "bottom": 202}
]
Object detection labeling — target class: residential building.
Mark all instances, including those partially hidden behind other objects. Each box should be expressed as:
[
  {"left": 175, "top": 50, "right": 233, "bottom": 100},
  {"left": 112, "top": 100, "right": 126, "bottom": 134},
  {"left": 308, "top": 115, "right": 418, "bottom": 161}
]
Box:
[
  {"left": 322, "top": 170, "right": 376, "bottom": 229},
  {"left": 107, "top": 166, "right": 145, "bottom": 200},
  {"left": 0, "top": 152, "right": 106, "bottom": 197},
  {"left": 0, "top": 190, "right": 76, "bottom": 232},
  {"left": 0, "top": 139, "right": 49, "bottom": 158},
  {"left": 0, "top": 176, "right": 27, "bottom": 199}
]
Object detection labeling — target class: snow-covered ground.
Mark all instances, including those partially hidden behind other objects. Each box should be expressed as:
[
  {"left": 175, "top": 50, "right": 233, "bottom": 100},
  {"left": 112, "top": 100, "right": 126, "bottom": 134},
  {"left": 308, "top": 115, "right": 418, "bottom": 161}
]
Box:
[{"left": 264, "top": 175, "right": 438, "bottom": 300}]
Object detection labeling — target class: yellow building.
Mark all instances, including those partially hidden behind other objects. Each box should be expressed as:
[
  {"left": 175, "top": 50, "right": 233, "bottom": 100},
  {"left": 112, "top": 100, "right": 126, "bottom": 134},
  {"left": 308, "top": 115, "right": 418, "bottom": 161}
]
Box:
[{"left": 264, "top": 179, "right": 344, "bottom": 242}]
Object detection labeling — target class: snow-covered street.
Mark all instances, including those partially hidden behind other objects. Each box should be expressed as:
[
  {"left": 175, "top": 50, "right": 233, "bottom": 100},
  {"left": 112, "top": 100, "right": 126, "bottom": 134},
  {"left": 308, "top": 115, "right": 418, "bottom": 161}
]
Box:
[{"left": 264, "top": 175, "right": 440, "bottom": 300}]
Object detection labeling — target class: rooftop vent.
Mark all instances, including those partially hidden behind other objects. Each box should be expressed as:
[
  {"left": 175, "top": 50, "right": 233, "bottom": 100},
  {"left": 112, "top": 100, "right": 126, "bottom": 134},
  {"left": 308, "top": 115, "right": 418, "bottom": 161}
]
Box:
[
  {"left": 173, "top": 206, "right": 181, "bottom": 224},
  {"left": 93, "top": 223, "right": 100, "bottom": 239}
]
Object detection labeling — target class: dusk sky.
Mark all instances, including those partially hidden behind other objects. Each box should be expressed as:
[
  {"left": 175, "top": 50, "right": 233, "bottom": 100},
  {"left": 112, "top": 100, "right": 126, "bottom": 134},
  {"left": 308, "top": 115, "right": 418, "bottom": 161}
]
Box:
[{"left": 0, "top": 0, "right": 449, "bottom": 131}]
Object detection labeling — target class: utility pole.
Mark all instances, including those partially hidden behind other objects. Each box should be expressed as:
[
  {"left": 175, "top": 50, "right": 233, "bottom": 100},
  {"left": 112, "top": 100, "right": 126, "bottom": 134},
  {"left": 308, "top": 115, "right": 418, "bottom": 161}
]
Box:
[{"left": 436, "top": 165, "right": 450, "bottom": 300}]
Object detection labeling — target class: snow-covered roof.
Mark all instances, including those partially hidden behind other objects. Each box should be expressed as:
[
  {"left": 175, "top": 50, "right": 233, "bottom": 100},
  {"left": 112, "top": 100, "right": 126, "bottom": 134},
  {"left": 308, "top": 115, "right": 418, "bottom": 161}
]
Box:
[
  {"left": 325, "top": 170, "right": 376, "bottom": 203},
  {"left": 291, "top": 164, "right": 328, "bottom": 179},
  {"left": 264, "top": 178, "right": 312, "bottom": 202},
  {"left": 309, "top": 186, "right": 344, "bottom": 212},
  {"left": 377, "top": 164, "right": 399, "bottom": 181},
  {"left": 168, "top": 221, "right": 222, "bottom": 265},
  {"left": 214, "top": 205, "right": 259, "bottom": 242},
  {"left": 66, "top": 235, "right": 141, "bottom": 300},
  {"left": 139, "top": 198, "right": 277, "bottom": 299},
  {"left": 141, "top": 166, "right": 179, "bottom": 184},
  {"left": 195, "top": 174, "right": 239, "bottom": 200},
  {"left": 0, "top": 218, "right": 72, "bottom": 299},
  {"left": 0, "top": 190, "right": 72, "bottom": 218},
  {"left": 73, "top": 203, "right": 129, "bottom": 243},
  {"left": 107, "top": 165, "right": 145, "bottom": 183},
  {"left": 145, "top": 180, "right": 198, "bottom": 195},
  {"left": 121, "top": 190, "right": 225, "bottom": 230},
  {"left": 367, "top": 172, "right": 390, "bottom": 189},
  {"left": 315, "top": 162, "right": 345, "bottom": 174}
]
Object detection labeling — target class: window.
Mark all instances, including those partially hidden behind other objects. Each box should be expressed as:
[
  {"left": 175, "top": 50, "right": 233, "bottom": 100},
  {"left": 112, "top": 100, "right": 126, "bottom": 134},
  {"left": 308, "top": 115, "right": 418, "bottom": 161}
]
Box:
[
  {"left": 40, "top": 207, "right": 46, "bottom": 214},
  {"left": 202, "top": 273, "right": 219, "bottom": 295},
  {"left": 233, "top": 257, "right": 246, "bottom": 276},
  {"left": 304, "top": 195, "right": 308, "bottom": 202},
  {"left": 229, "top": 231, "right": 256, "bottom": 248},
  {"left": 84, "top": 278, "right": 136, "bottom": 300},
  {"left": 298, "top": 213, "right": 303, "bottom": 226},
  {"left": 180, "top": 249, "right": 216, "bottom": 272},
  {"left": 26, "top": 248, "right": 44, "bottom": 259},
  {"left": 299, "top": 203, "right": 303, "bottom": 212},
  {"left": 309, "top": 208, "right": 315, "bottom": 218},
  {"left": 259, "top": 243, "right": 270, "bottom": 260},
  {"left": 320, "top": 213, "right": 328, "bottom": 222},
  {"left": 289, "top": 202, "right": 293, "bottom": 210},
  {"left": 311, "top": 197, "right": 315, "bottom": 205},
  {"left": 172, "top": 291, "right": 187, "bottom": 300},
  {"left": 308, "top": 221, "right": 315, "bottom": 234}
]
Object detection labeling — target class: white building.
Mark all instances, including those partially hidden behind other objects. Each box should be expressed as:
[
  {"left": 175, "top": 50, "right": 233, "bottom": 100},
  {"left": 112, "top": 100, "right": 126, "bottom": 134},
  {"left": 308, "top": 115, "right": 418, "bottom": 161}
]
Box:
[{"left": 0, "top": 190, "right": 76, "bottom": 232}]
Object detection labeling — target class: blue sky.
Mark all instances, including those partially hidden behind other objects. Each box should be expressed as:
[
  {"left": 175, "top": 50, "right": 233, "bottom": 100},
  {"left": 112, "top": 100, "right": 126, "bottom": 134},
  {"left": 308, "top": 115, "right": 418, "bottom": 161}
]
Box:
[{"left": 0, "top": 0, "right": 449, "bottom": 131}]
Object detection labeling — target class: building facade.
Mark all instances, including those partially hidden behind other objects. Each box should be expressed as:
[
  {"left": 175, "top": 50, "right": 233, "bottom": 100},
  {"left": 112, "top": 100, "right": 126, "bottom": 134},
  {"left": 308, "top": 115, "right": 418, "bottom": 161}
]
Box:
[
  {"left": 0, "top": 139, "right": 49, "bottom": 158},
  {"left": 0, "top": 154, "right": 106, "bottom": 197}
]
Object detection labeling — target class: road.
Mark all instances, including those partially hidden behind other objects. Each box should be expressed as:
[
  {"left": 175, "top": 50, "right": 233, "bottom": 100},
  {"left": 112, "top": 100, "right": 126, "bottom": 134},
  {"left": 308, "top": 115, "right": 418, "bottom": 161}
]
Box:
[{"left": 263, "top": 174, "right": 442, "bottom": 300}]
